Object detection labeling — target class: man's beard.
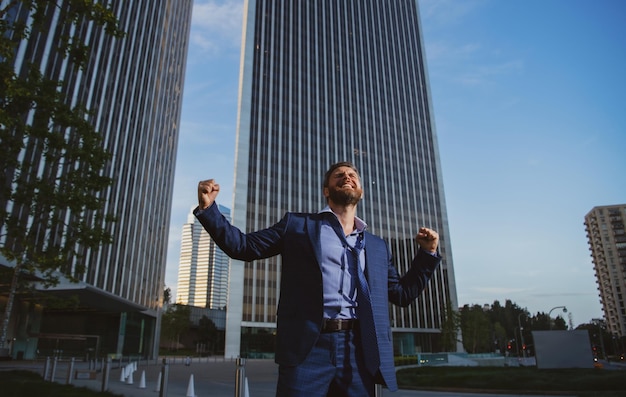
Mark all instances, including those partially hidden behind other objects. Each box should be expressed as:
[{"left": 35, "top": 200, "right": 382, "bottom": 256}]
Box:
[{"left": 328, "top": 186, "right": 362, "bottom": 206}]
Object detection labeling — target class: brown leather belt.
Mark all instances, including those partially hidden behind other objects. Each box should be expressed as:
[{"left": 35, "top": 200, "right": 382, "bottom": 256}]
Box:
[{"left": 321, "top": 318, "right": 358, "bottom": 333}]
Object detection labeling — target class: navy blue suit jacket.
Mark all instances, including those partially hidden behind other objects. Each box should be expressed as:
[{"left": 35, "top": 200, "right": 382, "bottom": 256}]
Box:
[{"left": 195, "top": 203, "right": 441, "bottom": 391}]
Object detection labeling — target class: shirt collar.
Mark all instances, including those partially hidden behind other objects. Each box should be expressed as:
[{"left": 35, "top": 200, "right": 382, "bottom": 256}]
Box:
[{"left": 319, "top": 206, "right": 368, "bottom": 233}]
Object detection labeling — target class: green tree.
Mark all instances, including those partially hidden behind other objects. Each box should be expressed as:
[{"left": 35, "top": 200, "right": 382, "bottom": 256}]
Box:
[
  {"left": 161, "top": 304, "right": 191, "bottom": 351},
  {"left": 440, "top": 300, "right": 461, "bottom": 352},
  {"left": 163, "top": 287, "right": 172, "bottom": 305},
  {"left": 530, "top": 312, "right": 551, "bottom": 330},
  {"left": 488, "top": 299, "right": 528, "bottom": 354},
  {"left": 459, "top": 299, "right": 609, "bottom": 357},
  {"left": 0, "top": 0, "right": 124, "bottom": 352},
  {"left": 493, "top": 321, "right": 507, "bottom": 353},
  {"left": 460, "top": 304, "right": 492, "bottom": 353}
]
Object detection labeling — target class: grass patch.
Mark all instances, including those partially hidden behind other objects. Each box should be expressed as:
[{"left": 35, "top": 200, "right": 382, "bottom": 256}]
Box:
[
  {"left": 0, "top": 370, "right": 122, "bottom": 397},
  {"left": 397, "top": 366, "right": 626, "bottom": 396}
]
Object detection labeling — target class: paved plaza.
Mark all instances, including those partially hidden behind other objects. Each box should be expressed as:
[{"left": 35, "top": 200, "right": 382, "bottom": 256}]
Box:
[{"left": 1, "top": 357, "right": 576, "bottom": 397}]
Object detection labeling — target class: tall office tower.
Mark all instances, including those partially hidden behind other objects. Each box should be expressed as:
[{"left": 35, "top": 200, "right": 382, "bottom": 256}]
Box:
[
  {"left": 226, "top": 0, "right": 459, "bottom": 358},
  {"left": 177, "top": 205, "right": 231, "bottom": 309},
  {"left": 585, "top": 205, "right": 626, "bottom": 337},
  {"left": 0, "top": 1, "right": 192, "bottom": 359}
]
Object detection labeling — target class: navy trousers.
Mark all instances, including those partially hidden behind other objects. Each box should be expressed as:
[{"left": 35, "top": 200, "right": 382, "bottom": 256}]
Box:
[{"left": 276, "top": 329, "right": 375, "bottom": 397}]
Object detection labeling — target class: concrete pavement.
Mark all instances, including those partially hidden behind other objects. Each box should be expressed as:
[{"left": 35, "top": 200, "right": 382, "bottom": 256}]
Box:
[{"left": 1, "top": 357, "right": 576, "bottom": 397}]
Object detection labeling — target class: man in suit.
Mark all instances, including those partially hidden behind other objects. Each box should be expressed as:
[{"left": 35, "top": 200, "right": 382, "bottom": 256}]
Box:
[{"left": 195, "top": 161, "right": 441, "bottom": 397}]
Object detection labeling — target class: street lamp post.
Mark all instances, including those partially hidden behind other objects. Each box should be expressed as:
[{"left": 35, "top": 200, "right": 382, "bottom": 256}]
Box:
[
  {"left": 518, "top": 313, "right": 526, "bottom": 358},
  {"left": 548, "top": 306, "right": 567, "bottom": 330}
]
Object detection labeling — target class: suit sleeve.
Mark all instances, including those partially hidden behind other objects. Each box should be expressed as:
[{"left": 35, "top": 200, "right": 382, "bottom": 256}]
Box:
[
  {"left": 387, "top": 248, "right": 441, "bottom": 307},
  {"left": 193, "top": 203, "right": 286, "bottom": 261}
]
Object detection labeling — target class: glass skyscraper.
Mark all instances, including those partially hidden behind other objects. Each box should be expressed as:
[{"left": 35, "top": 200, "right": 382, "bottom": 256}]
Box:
[
  {"left": 226, "top": 0, "right": 459, "bottom": 358},
  {"left": 177, "top": 205, "right": 231, "bottom": 310},
  {"left": 0, "top": 0, "right": 192, "bottom": 359}
]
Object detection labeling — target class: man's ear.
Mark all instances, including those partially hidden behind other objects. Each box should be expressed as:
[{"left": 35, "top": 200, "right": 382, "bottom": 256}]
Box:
[{"left": 323, "top": 187, "right": 329, "bottom": 199}]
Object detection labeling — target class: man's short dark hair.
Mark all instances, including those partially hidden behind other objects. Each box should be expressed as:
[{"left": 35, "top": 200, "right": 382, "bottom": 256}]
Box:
[{"left": 323, "top": 162, "right": 360, "bottom": 188}]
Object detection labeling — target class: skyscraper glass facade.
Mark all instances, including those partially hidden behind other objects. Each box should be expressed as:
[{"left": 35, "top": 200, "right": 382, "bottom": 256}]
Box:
[
  {"left": 0, "top": 0, "right": 192, "bottom": 359},
  {"left": 177, "top": 205, "right": 231, "bottom": 310},
  {"left": 226, "top": 0, "right": 458, "bottom": 358}
]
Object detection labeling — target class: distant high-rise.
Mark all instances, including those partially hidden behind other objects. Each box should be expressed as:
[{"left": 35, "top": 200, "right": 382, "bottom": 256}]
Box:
[
  {"left": 177, "top": 206, "right": 231, "bottom": 310},
  {"left": 585, "top": 204, "right": 626, "bottom": 337},
  {"left": 0, "top": 0, "right": 192, "bottom": 359},
  {"left": 225, "top": 0, "right": 459, "bottom": 358}
]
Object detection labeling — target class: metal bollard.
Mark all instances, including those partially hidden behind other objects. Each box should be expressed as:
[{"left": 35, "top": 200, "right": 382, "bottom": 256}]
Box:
[
  {"left": 66, "top": 357, "right": 75, "bottom": 384},
  {"left": 50, "top": 356, "right": 58, "bottom": 382},
  {"left": 101, "top": 357, "right": 111, "bottom": 392},
  {"left": 375, "top": 383, "right": 383, "bottom": 397},
  {"left": 234, "top": 358, "right": 246, "bottom": 397},
  {"left": 43, "top": 356, "right": 50, "bottom": 381},
  {"left": 159, "top": 358, "right": 169, "bottom": 397}
]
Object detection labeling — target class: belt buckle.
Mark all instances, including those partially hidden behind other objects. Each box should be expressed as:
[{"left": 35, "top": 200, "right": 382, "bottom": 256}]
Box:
[
  {"left": 330, "top": 320, "right": 342, "bottom": 332},
  {"left": 322, "top": 319, "right": 340, "bottom": 332}
]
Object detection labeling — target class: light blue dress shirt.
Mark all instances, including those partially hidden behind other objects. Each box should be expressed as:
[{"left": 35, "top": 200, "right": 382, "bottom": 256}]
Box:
[{"left": 319, "top": 207, "right": 367, "bottom": 320}]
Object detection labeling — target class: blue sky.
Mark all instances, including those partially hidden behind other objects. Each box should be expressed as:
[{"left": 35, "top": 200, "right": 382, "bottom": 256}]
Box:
[{"left": 167, "top": 0, "right": 626, "bottom": 327}]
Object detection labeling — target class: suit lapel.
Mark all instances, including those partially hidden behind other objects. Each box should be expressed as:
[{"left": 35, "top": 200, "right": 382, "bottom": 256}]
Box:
[
  {"left": 307, "top": 215, "right": 324, "bottom": 269},
  {"left": 363, "top": 231, "right": 384, "bottom": 285}
]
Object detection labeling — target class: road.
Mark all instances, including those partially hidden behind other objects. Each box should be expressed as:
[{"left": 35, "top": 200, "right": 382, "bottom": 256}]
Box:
[{"left": 1, "top": 357, "right": 577, "bottom": 397}]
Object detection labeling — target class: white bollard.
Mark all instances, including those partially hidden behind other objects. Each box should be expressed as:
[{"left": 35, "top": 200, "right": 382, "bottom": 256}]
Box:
[
  {"left": 126, "top": 367, "right": 134, "bottom": 385},
  {"left": 154, "top": 371, "right": 162, "bottom": 392},
  {"left": 138, "top": 370, "right": 146, "bottom": 389},
  {"left": 119, "top": 366, "right": 125, "bottom": 382},
  {"left": 186, "top": 374, "right": 196, "bottom": 397},
  {"left": 245, "top": 377, "right": 250, "bottom": 397}
]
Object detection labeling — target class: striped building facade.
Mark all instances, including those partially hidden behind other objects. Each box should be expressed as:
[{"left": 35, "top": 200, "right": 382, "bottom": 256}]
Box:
[
  {"left": 585, "top": 205, "right": 626, "bottom": 338},
  {"left": 225, "top": 0, "right": 459, "bottom": 358},
  {"left": 177, "top": 205, "right": 231, "bottom": 310},
  {"left": 0, "top": 0, "right": 192, "bottom": 359}
]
